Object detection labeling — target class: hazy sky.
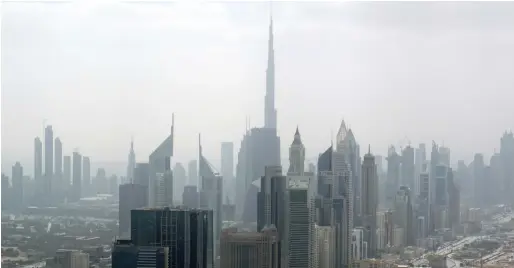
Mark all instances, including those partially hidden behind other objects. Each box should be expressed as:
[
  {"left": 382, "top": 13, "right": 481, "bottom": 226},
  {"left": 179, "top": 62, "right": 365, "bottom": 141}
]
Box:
[{"left": 2, "top": 1, "right": 514, "bottom": 176}]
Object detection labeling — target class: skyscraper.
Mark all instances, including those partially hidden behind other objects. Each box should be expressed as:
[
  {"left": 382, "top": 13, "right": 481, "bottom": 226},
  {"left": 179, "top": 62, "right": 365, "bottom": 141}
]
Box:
[
  {"left": 82, "top": 156, "right": 91, "bottom": 196},
  {"left": 414, "top": 143, "right": 427, "bottom": 197},
  {"left": 285, "top": 175, "right": 316, "bottom": 268},
  {"left": 72, "top": 151, "right": 82, "bottom": 202},
  {"left": 134, "top": 162, "right": 150, "bottom": 187},
  {"left": 501, "top": 131, "right": 514, "bottom": 204},
  {"left": 199, "top": 136, "right": 223, "bottom": 257},
  {"left": 447, "top": 168, "right": 460, "bottom": 229},
  {"left": 332, "top": 149, "right": 353, "bottom": 268},
  {"left": 315, "top": 145, "right": 334, "bottom": 226},
  {"left": 118, "top": 183, "right": 148, "bottom": 238},
  {"left": 336, "top": 121, "right": 360, "bottom": 225},
  {"left": 34, "top": 137, "right": 43, "bottom": 191},
  {"left": 257, "top": 166, "right": 286, "bottom": 237},
  {"left": 221, "top": 142, "right": 234, "bottom": 201},
  {"left": 394, "top": 186, "right": 413, "bottom": 246},
  {"left": 386, "top": 146, "right": 401, "bottom": 209},
  {"left": 360, "top": 146, "right": 378, "bottom": 258},
  {"left": 238, "top": 17, "right": 281, "bottom": 223},
  {"left": 44, "top": 125, "right": 54, "bottom": 202},
  {"left": 188, "top": 160, "right": 198, "bottom": 186},
  {"left": 473, "top": 153, "right": 485, "bottom": 207},
  {"left": 126, "top": 139, "right": 136, "bottom": 183},
  {"left": 173, "top": 162, "right": 187, "bottom": 202},
  {"left": 149, "top": 115, "right": 174, "bottom": 207},
  {"left": 54, "top": 138, "right": 63, "bottom": 201},
  {"left": 401, "top": 145, "right": 415, "bottom": 192},
  {"left": 12, "top": 162, "right": 24, "bottom": 210},
  {"left": 63, "top": 155, "right": 71, "bottom": 196},
  {"left": 288, "top": 127, "right": 305, "bottom": 175},
  {"left": 265, "top": 16, "right": 277, "bottom": 131},
  {"left": 128, "top": 207, "right": 214, "bottom": 268},
  {"left": 155, "top": 157, "right": 173, "bottom": 207}
]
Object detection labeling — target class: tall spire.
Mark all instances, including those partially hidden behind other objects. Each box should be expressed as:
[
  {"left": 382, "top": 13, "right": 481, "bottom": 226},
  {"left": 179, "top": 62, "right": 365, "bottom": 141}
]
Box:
[{"left": 264, "top": 11, "right": 277, "bottom": 130}]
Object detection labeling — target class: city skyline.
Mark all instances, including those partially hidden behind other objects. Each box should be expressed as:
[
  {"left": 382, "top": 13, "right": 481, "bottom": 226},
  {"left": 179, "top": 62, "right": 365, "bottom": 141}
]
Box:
[{"left": 2, "top": 2, "right": 514, "bottom": 174}]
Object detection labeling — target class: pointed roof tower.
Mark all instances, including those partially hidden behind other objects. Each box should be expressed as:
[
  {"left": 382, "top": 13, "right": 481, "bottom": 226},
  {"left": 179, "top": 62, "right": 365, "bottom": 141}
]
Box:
[
  {"left": 292, "top": 126, "right": 303, "bottom": 145},
  {"left": 336, "top": 119, "right": 348, "bottom": 144}
]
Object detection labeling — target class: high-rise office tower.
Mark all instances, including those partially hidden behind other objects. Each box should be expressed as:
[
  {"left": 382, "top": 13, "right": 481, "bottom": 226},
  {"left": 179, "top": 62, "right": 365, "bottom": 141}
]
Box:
[
  {"left": 12, "top": 162, "right": 24, "bottom": 210},
  {"left": 126, "top": 139, "right": 136, "bottom": 183},
  {"left": 336, "top": 120, "right": 360, "bottom": 225},
  {"left": 447, "top": 168, "right": 460, "bottom": 229},
  {"left": 118, "top": 183, "right": 148, "bottom": 238},
  {"left": 489, "top": 153, "right": 503, "bottom": 205},
  {"left": 414, "top": 144, "right": 427, "bottom": 197},
  {"left": 63, "top": 156, "right": 71, "bottom": 196},
  {"left": 429, "top": 142, "right": 440, "bottom": 207},
  {"left": 44, "top": 125, "right": 54, "bottom": 203},
  {"left": 473, "top": 153, "right": 485, "bottom": 207},
  {"left": 433, "top": 165, "right": 449, "bottom": 230},
  {"left": 501, "top": 131, "right": 514, "bottom": 204},
  {"left": 82, "top": 156, "right": 91, "bottom": 196},
  {"left": 221, "top": 142, "right": 234, "bottom": 201},
  {"left": 360, "top": 146, "right": 378, "bottom": 258},
  {"left": 173, "top": 162, "right": 187, "bottom": 203},
  {"left": 394, "top": 186, "right": 413, "bottom": 246},
  {"left": 149, "top": 115, "right": 174, "bottom": 207},
  {"left": 155, "top": 156, "right": 173, "bottom": 207},
  {"left": 134, "top": 162, "right": 150, "bottom": 187},
  {"left": 54, "top": 138, "right": 62, "bottom": 200},
  {"left": 386, "top": 146, "right": 401, "bottom": 209},
  {"left": 129, "top": 207, "right": 214, "bottom": 268},
  {"left": 34, "top": 137, "right": 43, "bottom": 190},
  {"left": 257, "top": 166, "right": 286, "bottom": 240},
  {"left": 72, "top": 151, "right": 82, "bottom": 202},
  {"left": 183, "top": 185, "right": 199, "bottom": 209},
  {"left": 288, "top": 127, "right": 305, "bottom": 175},
  {"left": 220, "top": 227, "right": 280, "bottom": 268},
  {"left": 333, "top": 148, "right": 353, "bottom": 268},
  {"left": 315, "top": 146, "right": 334, "bottom": 226},
  {"left": 285, "top": 175, "right": 316, "bottom": 268},
  {"left": 199, "top": 135, "right": 223, "bottom": 257},
  {"left": 188, "top": 160, "right": 198, "bottom": 186},
  {"left": 418, "top": 172, "right": 430, "bottom": 235},
  {"left": 401, "top": 145, "right": 415, "bottom": 192}
]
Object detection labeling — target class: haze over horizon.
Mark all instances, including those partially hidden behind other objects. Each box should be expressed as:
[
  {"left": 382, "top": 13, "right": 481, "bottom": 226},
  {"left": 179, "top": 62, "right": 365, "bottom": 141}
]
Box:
[{"left": 2, "top": 1, "right": 514, "bottom": 176}]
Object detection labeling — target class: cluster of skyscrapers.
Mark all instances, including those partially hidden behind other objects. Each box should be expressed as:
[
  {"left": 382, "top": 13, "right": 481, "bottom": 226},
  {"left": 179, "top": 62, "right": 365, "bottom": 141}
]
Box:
[
  {"left": 2, "top": 125, "right": 98, "bottom": 210},
  {"left": 3, "top": 14, "right": 514, "bottom": 268}
]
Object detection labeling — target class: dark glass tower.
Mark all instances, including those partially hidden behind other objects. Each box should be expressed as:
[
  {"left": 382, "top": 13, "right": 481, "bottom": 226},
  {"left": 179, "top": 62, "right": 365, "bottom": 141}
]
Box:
[{"left": 128, "top": 207, "right": 214, "bottom": 268}]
